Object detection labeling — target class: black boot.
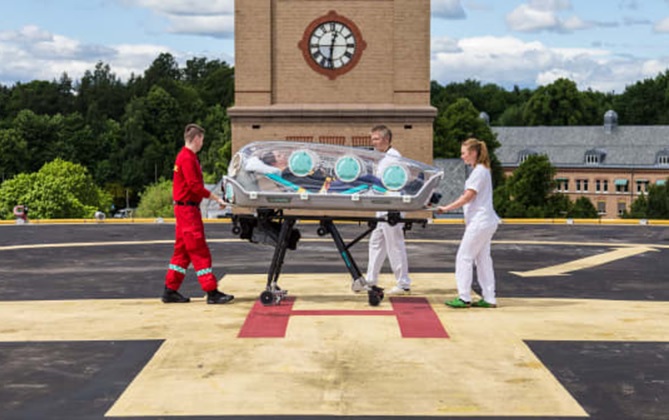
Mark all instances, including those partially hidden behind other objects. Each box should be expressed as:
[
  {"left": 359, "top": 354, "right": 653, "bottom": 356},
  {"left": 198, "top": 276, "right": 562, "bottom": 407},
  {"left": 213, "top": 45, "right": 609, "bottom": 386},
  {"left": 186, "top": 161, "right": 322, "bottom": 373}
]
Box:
[
  {"left": 162, "top": 287, "right": 190, "bottom": 303},
  {"left": 207, "top": 289, "right": 235, "bottom": 304}
]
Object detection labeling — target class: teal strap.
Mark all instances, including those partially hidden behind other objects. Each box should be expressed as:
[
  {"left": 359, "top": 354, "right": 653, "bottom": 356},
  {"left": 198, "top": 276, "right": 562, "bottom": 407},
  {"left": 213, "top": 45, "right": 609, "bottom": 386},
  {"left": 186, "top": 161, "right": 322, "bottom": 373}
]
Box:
[
  {"left": 341, "top": 184, "right": 370, "bottom": 195},
  {"left": 169, "top": 264, "right": 187, "bottom": 274},
  {"left": 372, "top": 185, "right": 388, "bottom": 193},
  {"left": 265, "top": 173, "right": 305, "bottom": 192},
  {"left": 196, "top": 267, "right": 213, "bottom": 277}
]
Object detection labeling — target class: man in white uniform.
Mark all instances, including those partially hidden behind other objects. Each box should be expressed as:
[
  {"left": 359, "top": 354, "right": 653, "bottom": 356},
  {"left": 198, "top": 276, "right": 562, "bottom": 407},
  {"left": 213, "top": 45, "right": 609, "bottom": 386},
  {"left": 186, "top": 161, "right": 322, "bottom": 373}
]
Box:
[{"left": 355, "top": 125, "right": 412, "bottom": 295}]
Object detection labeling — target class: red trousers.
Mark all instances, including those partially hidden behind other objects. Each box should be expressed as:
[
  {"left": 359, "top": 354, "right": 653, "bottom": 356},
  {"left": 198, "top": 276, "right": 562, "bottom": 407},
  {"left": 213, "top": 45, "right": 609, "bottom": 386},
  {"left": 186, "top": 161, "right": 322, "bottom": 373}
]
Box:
[{"left": 165, "top": 206, "right": 218, "bottom": 292}]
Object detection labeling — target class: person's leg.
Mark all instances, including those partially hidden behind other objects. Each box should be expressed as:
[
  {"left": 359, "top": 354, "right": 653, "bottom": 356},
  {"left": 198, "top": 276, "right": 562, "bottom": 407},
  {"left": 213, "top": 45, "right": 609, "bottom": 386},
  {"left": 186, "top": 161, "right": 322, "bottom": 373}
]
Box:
[
  {"left": 474, "top": 225, "right": 498, "bottom": 304},
  {"left": 384, "top": 223, "right": 411, "bottom": 290},
  {"left": 366, "top": 224, "right": 387, "bottom": 286},
  {"left": 181, "top": 212, "right": 218, "bottom": 293},
  {"left": 454, "top": 225, "right": 491, "bottom": 302},
  {"left": 165, "top": 219, "right": 191, "bottom": 291},
  {"left": 181, "top": 209, "right": 234, "bottom": 304}
]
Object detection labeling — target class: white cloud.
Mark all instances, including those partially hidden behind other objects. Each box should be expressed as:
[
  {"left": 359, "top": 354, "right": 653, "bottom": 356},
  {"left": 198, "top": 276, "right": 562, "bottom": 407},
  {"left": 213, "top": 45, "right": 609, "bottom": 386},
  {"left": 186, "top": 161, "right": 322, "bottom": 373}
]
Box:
[
  {"left": 430, "top": 34, "right": 664, "bottom": 92},
  {"left": 431, "top": 37, "right": 462, "bottom": 53},
  {"left": 166, "top": 14, "right": 234, "bottom": 38},
  {"left": 618, "top": 0, "right": 639, "bottom": 11},
  {"left": 506, "top": 4, "right": 561, "bottom": 32},
  {"left": 431, "top": 0, "right": 466, "bottom": 19},
  {"left": 528, "top": 0, "right": 572, "bottom": 12},
  {"left": 506, "top": 0, "right": 616, "bottom": 33},
  {"left": 122, "top": 0, "right": 234, "bottom": 15},
  {"left": 0, "top": 25, "right": 172, "bottom": 85},
  {"left": 120, "top": 0, "right": 234, "bottom": 38},
  {"left": 653, "top": 16, "right": 669, "bottom": 32}
]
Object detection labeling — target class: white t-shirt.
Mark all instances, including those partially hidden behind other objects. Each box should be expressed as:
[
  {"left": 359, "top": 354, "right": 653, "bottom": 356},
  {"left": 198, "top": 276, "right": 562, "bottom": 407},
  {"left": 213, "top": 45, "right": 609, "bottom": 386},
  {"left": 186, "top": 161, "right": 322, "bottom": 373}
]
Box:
[
  {"left": 376, "top": 147, "right": 402, "bottom": 176},
  {"left": 376, "top": 147, "right": 402, "bottom": 218},
  {"left": 463, "top": 164, "right": 500, "bottom": 227}
]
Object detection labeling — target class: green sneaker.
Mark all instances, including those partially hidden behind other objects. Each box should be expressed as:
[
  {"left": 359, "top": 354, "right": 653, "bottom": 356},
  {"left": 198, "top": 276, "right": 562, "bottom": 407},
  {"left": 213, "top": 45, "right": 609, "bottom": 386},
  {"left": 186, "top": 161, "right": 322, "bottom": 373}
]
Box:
[
  {"left": 445, "top": 297, "right": 471, "bottom": 308},
  {"left": 472, "top": 299, "right": 497, "bottom": 308}
]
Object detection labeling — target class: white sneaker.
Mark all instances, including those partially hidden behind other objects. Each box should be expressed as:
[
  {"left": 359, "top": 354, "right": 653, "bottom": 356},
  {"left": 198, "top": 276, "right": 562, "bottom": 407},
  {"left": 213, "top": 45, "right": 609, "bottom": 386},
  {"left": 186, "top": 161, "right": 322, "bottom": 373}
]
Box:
[
  {"left": 387, "top": 286, "right": 411, "bottom": 295},
  {"left": 351, "top": 277, "right": 368, "bottom": 293}
]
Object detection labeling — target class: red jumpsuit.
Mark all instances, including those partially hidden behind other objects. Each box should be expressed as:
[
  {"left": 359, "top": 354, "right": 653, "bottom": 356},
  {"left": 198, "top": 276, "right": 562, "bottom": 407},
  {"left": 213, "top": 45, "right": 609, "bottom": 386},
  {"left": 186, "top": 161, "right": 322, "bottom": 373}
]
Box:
[{"left": 165, "top": 147, "right": 218, "bottom": 292}]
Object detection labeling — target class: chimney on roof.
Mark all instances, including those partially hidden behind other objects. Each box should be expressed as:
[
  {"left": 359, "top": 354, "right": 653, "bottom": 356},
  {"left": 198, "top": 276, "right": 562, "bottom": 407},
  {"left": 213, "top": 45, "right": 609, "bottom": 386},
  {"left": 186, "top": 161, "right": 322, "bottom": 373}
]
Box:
[
  {"left": 604, "top": 110, "right": 618, "bottom": 134},
  {"left": 479, "top": 111, "right": 490, "bottom": 126}
]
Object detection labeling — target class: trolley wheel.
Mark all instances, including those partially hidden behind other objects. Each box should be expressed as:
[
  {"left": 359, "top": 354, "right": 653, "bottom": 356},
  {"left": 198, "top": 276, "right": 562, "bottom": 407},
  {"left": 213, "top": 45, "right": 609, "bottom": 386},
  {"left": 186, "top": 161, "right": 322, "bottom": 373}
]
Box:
[
  {"left": 260, "top": 290, "right": 275, "bottom": 305},
  {"left": 367, "top": 286, "right": 384, "bottom": 306},
  {"left": 387, "top": 212, "right": 400, "bottom": 226},
  {"left": 316, "top": 226, "right": 327, "bottom": 236},
  {"left": 232, "top": 225, "right": 241, "bottom": 235}
]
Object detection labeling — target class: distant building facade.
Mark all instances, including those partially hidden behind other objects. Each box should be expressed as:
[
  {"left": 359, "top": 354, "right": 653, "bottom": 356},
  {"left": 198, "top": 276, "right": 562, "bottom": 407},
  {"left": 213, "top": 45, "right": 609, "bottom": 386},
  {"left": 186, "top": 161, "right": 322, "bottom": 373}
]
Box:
[{"left": 492, "top": 111, "right": 669, "bottom": 218}]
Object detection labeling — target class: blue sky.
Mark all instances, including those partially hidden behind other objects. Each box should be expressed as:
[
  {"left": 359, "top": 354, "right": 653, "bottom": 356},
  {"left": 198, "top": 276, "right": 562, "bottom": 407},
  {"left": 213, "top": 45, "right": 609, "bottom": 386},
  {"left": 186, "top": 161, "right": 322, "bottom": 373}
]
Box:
[{"left": 1, "top": 0, "right": 669, "bottom": 93}]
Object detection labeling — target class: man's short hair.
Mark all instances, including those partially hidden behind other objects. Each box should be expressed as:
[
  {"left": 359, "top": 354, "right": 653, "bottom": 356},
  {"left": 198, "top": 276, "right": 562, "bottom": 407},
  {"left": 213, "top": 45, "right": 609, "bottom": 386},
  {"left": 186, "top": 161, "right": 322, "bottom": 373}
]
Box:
[
  {"left": 261, "top": 151, "right": 277, "bottom": 166},
  {"left": 371, "top": 124, "right": 392, "bottom": 142},
  {"left": 184, "top": 123, "right": 205, "bottom": 143}
]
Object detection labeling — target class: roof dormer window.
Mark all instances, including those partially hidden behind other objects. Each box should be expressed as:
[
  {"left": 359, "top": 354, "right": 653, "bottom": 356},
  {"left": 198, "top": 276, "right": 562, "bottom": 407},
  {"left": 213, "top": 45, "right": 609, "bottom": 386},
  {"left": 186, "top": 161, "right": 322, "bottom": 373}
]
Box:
[
  {"left": 518, "top": 149, "right": 538, "bottom": 164},
  {"left": 657, "top": 150, "right": 669, "bottom": 166},
  {"left": 585, "top": 149, "right": 606, "bottom": 165}
]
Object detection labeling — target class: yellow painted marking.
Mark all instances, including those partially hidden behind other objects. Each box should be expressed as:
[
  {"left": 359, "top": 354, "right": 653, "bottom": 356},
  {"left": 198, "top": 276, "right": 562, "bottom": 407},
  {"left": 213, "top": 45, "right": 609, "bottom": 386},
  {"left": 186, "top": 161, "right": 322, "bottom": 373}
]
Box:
[
  {"left": 1, "top": 273, "right": 668, "bottom": 417},
  {"left": 3, "top": 239, "right": 669, "bottom": 252},
  {"left": 511, "top": 246, "right": 658, "bottom": 277}
]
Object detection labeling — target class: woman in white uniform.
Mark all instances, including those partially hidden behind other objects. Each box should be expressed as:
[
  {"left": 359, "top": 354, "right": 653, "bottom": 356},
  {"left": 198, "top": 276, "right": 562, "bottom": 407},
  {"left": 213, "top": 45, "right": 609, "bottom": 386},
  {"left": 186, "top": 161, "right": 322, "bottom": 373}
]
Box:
[{"left": 437, "top": 138, "right": 500, "bottom": 308}]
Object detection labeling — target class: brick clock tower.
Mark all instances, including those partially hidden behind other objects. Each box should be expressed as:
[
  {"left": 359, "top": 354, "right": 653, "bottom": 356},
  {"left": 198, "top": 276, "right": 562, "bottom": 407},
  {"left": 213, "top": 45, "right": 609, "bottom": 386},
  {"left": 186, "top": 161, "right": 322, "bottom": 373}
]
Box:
[{"left": 228, "top": 0, "right": 436, "bottom": 163}]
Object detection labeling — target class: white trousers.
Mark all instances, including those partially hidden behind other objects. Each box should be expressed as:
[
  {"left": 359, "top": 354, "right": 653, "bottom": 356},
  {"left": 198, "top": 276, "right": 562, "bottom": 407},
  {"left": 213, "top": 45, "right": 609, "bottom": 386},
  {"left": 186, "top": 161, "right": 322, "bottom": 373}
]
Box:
[
  {"left": 455, "top": 223, "right": 498, "bottom": 304},
  {"left": 366, "top": 222, "right": 411, "bottom": 288}
]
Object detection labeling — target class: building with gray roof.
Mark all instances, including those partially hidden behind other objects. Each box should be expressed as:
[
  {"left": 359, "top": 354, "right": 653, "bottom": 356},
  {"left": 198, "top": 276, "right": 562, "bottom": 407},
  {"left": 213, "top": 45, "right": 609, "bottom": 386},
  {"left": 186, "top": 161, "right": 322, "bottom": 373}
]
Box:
[{"left": 492, "top": 111, "right": 669, "bottom": 218}]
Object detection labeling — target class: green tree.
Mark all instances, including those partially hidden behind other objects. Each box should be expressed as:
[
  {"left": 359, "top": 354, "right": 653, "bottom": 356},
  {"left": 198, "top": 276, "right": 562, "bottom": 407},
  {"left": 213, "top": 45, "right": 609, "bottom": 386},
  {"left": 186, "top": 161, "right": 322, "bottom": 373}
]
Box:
[
  {"left": 494, "top": 154, "right": 569, "bottom": 218},
  {"left": 5, "top": 79, "right": 74, "bottom": 118},
  {"left": 626, "top": 182, "right": 669, "bottom": 219},
  {"left": 118, "top": 86, "right": 181, "bottom": 192},
  {"left": 614, "top": 70, "right": 669, "bottom": 125},
  {"left": 184, "top": 57, "right": 235, "bottom": 108},
  {"left": 568, "top": 196, "right": 599, "bottom": 218},
  {"left": 433, "top": 98, "right": 503, "bottom": 186},
  {"left": 135, "top": 179, "right": 174, "bottom": 218},
  {"left": 13, "top": 110, "right": 63, "bottom": 172},
  {"left": 0, "top": 159, "right": 111, "bottom": 219},
  {"left": 199, "top": 105, "right": 232, "bottom": 180},
  {"left": 0, "top": 84, "right": 9, "bottom": 120},
  {"left": 76, "top": 62, "right": 128, "bottom": 122},
  {"left": 0, "top": 128, "right": 29, "bottom": 180},
  {"left": 497, "top": 104, "right": 525, "bottom": 126},
  {"left": 523, "top": 78, "right": 598, "bottom": 126}
]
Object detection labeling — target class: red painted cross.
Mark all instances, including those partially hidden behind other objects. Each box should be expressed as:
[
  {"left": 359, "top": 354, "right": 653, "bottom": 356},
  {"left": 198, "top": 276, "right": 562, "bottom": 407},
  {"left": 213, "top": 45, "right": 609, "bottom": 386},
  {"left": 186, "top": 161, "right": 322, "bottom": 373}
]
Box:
[{"left": 238, "top": 297, "right": 448, "bottom": 338}]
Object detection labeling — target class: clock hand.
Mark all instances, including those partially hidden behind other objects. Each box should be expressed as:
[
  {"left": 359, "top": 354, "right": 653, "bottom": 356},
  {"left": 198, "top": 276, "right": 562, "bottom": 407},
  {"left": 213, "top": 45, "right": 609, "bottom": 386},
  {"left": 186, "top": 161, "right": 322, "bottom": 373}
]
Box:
[{"left": 329, "top": 32, "right": 338, "bottom": 68}]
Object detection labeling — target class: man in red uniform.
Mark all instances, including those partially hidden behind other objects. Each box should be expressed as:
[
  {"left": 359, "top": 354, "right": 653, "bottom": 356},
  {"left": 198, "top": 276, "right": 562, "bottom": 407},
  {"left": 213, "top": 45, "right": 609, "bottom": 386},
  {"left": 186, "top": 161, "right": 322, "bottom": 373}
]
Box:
[{"left": 162, "top": 123, "right": 234, "bottom": 304}]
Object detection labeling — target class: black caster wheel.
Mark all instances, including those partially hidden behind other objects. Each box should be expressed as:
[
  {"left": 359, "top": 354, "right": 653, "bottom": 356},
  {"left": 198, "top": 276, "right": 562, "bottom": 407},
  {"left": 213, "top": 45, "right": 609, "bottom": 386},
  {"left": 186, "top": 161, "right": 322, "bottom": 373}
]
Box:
[
  {"left": 387, "top": 212, "right": 400, "bottom": 226},
  {"left": 368, "top": 290, "right": 381, "bottom": 306},
  {"left": 316, "top": 226, "right": 327, "bottom": 236},
  {"left": 232, "top": 225, "right": 241, "bottom": 235},
  {"left": 374, "top": 285, "right": 385, "bottom": 302},
  {"left": 260, "top": 291, "right": 275, "bottom": 305},
  {"left": 367, "top": 285, "right": 384, "bottom": 306}
]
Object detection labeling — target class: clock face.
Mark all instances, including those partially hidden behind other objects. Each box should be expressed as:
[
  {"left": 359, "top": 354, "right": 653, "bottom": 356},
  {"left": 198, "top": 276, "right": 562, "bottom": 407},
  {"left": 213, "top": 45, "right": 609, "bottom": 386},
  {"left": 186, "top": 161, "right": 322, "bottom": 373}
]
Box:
[
  {"left": 309, "top": 21, "right": 356, "bottom": 70},
  {"left": 298, "top": 11, "right": 366, "bottom": 80}
]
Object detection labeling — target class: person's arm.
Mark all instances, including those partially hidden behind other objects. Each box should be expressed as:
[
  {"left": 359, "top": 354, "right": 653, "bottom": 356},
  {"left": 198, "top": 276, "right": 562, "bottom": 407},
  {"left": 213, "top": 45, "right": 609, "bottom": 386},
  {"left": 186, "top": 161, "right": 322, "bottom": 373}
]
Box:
[
  {"left": 436, "top": 189, "right": 476, "bottom": 213},
  {"left": 208, "top": 191, "right": 226, "bottom": 207}
]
